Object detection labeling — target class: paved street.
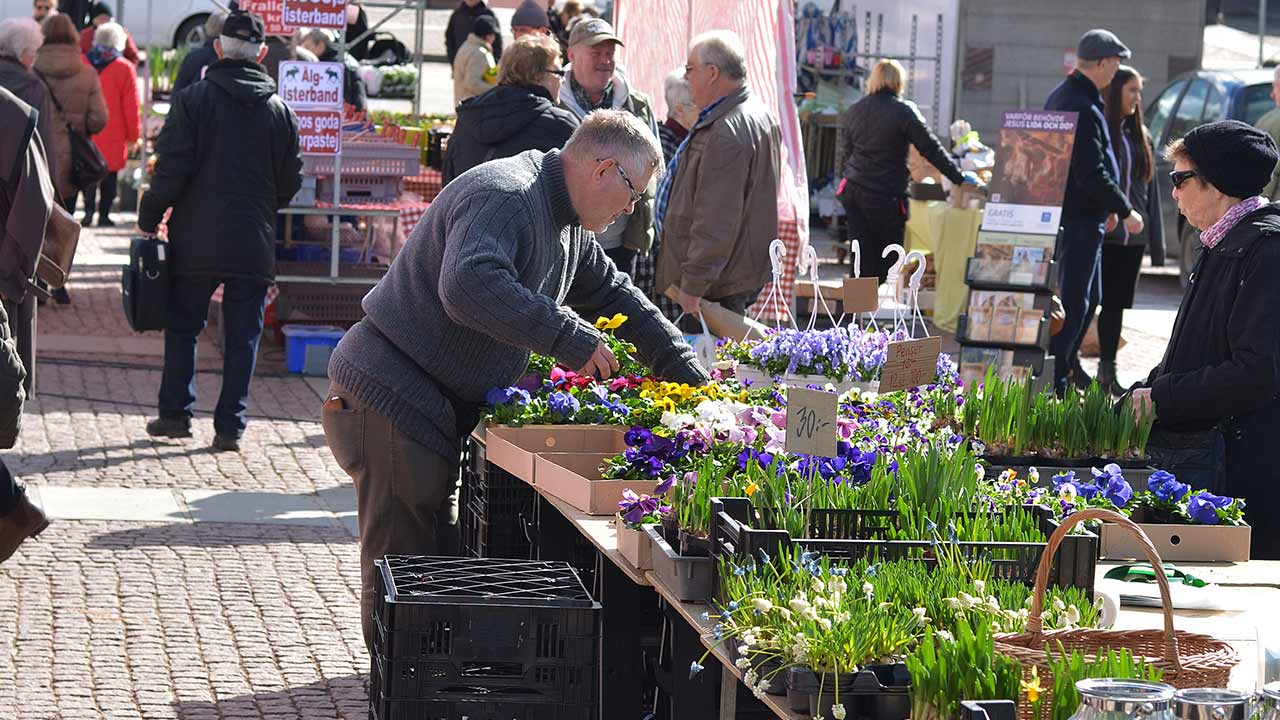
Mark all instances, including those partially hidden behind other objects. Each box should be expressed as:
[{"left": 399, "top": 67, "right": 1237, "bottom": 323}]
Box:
[{"left": 0, "top": 218, "right": 1184, "bottom": 718}]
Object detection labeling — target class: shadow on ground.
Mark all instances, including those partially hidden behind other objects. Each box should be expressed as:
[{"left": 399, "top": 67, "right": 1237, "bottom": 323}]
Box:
[
  {"left": 171, "top": 674, "right": 370, "bottom": 720},
  {"left": 86, "top": 520, "right": 357, "bottom": 549}
]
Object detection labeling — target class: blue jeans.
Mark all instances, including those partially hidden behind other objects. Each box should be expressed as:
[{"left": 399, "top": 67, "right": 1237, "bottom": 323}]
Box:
[
  {"left": 159, "top": 277, "right": 269, "bottom": 438},
  {"left": 1049, "top": 219, "right": 1105, "bottom": 392}
]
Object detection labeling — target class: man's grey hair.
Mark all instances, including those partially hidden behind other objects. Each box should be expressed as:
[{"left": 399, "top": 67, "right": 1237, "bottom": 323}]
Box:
[
  {"left": 563, "top": 110, "right": 663, "bottom": 181},
  {"left": 92, "top": 21, "right": 126, "bottom": 52},
  {"left": 219, "top": 35, "right": 264, "bottom": 61},
  {"left": 302, "top": 28, "right": 333, "bottom": 51},
  {"left": 691, "top": 29, "right": 747, "bottom": 82},
  {"left": 664, "top": 69, "right": 693, "bottom": 112},
  {"left": 205, "top": 12, "right": 227, "bottom": 40},
  {"left": 0, "top": 18, "right": 43, "bottom": 61}
]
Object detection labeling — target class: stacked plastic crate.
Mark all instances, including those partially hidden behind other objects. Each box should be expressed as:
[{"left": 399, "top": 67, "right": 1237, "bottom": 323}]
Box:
[{"left": 371, "top": 556, "right": 601, "bottom": 720}]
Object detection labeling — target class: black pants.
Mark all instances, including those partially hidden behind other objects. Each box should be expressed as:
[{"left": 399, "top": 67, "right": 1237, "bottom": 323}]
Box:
[
  {"left": 0, "top": 459, "right": 17, "bottom": 518},
  {"left": 1049, "top": 218, "right": 1104, "bottom": 391},
  {"left": 840, "top": 182, "right": 908, "bottom": 284},
  {"left": 3, "top": 296, "right": 34, "bottom": 397},
  {"left": 1097, "top": 244, "right": 1145, "bottom": 363},
  {"left": 82, "top": 171, "right": 118, "bottom": 221}
]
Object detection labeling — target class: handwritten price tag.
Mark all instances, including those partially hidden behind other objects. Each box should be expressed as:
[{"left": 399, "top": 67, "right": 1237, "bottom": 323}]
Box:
[
  {"left": 785, "top": 387, "right": 838, "bottom": 458},
  {"left": 841, "top": 277, "right": 880, "bottom": 314},
  {"left": 879, "top": 336, "right": 943, "bottom": 393}
]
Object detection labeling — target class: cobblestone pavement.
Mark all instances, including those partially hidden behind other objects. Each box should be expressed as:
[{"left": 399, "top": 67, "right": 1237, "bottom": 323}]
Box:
[{"left": 0, "top": 220, "right": 1186, "bottom": 719}]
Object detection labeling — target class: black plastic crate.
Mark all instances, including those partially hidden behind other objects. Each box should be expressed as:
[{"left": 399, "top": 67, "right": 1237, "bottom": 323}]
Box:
[
  {"left": 710, "top": 497, "right": 1097, "bottom": 595},
  {"left": 371, "top": 697, "right": 594, "bottom": 720},
  {"left": 460, "top": 437, "right": 536, "bottom": 559},
  {"left": 373, "top": 556, "right": 601, "bottom": 710}
]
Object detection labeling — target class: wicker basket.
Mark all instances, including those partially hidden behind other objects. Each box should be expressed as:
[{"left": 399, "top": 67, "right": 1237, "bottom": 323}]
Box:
[{"left": 994, "top": 508, "right": 1239, "bottom": 719}]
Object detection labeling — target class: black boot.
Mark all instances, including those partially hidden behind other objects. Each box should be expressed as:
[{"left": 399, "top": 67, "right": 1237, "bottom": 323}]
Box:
[
  {"left": 1069, "top": 361, "right": 1094, "bottom": 392},
  {"left": 1097, "top": 359, "right": 1125, "bottom": 397}
]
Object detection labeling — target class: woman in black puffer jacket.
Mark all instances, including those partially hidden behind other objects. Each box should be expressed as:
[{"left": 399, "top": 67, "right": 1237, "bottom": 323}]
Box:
[
  {"left": 444, "top": 34, "right": 578, "bottom": 185},
  {"left": 835, "top": 59, "right": 979, "bottom": 283}
]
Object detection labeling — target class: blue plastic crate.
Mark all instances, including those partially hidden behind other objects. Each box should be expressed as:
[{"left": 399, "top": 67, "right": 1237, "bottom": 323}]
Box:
[{"left": 281, "top": 324, "right": 345, "bottom": 374}]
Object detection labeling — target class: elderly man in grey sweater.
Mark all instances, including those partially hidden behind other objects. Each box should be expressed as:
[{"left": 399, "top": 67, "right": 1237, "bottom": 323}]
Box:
[{"left": 322, "top": 110, "right": 708, "bottom": 651}]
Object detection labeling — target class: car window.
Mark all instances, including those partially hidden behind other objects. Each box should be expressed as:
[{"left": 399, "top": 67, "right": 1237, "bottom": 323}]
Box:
[
  {"left": 1242, "top": 83, "right": 1275, "bottom": 125},
  {"left": 1167, "top": 79, "right": 1209, "bottom": 143},
  {"left": 1202, "top": 84, "right": 1224, "bottom": 122},
  {"left": 1146, "top": 79, "right": 1186, "bottom": 146}
]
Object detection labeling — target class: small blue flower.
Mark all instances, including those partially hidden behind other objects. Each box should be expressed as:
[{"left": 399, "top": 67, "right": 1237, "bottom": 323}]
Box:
[
  {"left": 1147, "top": 470, "right": 1190, "bottom": 503},
  {"left": 547, "top": 391, "right": 580, "bottom": 417},
  {"left": 1188, "top": 491, "right": 1233, "bottom": 525},
  {"left": 689, "top": 660, "right": 705, "bottom": 678},
  {"left": 757, "top": 548, "right": 770, "bottom": 565}
]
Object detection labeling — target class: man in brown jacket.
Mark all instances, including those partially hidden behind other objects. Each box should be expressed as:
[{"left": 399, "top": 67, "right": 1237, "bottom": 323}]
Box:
[
  {"left": 655, "top": 29, "right": 781, "bottom": 323},
  {"left": 0, "top": 84, "right": 53, "bottom": 564}
]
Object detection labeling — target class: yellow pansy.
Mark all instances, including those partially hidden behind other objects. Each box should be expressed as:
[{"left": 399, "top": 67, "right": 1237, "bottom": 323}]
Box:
[
  {"left": 656, "top": 397, "right": 677, "bottom": 412},
  {"left": 594, "top": 313, "right": 627, "bottom": 331}
]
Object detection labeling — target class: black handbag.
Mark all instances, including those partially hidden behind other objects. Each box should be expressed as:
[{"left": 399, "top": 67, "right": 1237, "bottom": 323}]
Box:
[
  {"left": 121, "top": 237, "right": 168, "bottom": 332},
  {"left": 36, "top": 71, "right": 108, "bottom": 192}
]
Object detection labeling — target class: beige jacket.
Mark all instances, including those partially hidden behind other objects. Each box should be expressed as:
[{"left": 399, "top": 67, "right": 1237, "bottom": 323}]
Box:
[
  {"left": 656, "top": 86, "right": 781, "bottom": 300},
  {"left": 452, "top": 34, "right": 496, "bottom": 107},
  {"left": 34, "top": 44, "right": 109, "bottom": 200}
]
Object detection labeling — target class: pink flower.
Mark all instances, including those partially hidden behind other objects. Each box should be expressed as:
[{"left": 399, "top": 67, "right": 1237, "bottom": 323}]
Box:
[{"left": 771, "top": 411, "right": 787, "bottom": 429}]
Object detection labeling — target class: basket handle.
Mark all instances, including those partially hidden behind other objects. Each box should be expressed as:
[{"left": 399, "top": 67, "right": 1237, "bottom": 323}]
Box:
[{"left": 1027, "top": 507, "right": 1182, "bottom": 673}]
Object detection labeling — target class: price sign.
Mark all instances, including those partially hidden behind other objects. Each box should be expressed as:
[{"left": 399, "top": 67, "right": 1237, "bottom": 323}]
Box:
[
  {"left": 841, "top": 277, "right": 880, "bottom": 314},
  {"left": 879, "top": 336, "right": 943, "bottom": 393},
  {"left": 295, "top": 109, "right": 342, "bottom": 155},
  {"left": 785, "top": 387, "right": 838, "bottom": 458},
  {"left": 278, "top": 62, "right": 344, "bottom": 109},
  {"left": 239, "top": 0, "right": 289, "bottom": 36},
  {"left": 282, "top": 0, "right": 347, "bottom": 30}
]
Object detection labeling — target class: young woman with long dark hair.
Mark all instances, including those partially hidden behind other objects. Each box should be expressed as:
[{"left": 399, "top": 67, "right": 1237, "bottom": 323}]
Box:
[{"left": 1097, "top": 65, "right": 1164, "bottom": 394}]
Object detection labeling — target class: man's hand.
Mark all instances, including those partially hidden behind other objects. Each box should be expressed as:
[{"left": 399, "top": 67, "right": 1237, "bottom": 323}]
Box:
[
  {"left": 673, "top": 287, "right": 702, "bottom": 316},
  {"left": 1131, "top": 387, "right": 1155, "bottom": 421},
  {"left": 1105, "top": 213, "right": 1119, "bottom": 233},
  {"left": 1124, "top": 210, "right": 1144, "bottom": 235},
  {"left": 577, "top": 341, "right": 620, "bottom": 380}
]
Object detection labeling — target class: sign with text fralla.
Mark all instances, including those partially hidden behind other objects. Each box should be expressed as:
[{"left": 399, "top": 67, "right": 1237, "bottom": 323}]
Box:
[
  {"left": 879, "top": 336, "right": 943, "bottom": 394},
  {"left": 281, "top": 0, "right": 348, "bottom": 30},
  {"left": 785, "top": 388, "right": 838, "bottom": 458},
  {"left": 239, "top": 0, "right": 288, "bottom": 36}
]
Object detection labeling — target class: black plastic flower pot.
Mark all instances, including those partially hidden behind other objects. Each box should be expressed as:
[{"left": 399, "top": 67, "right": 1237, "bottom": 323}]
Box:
[
  {"left": 678, "top": 530, "right": 710, "bottom": 557},
  {"left": 644, "top": 524, "right": 714, "bottom": 602},
  {"left": 808, "top": 671, "right": 857, "bottom": 719},
  {"left": 785, "top": 666, "right": 818, "bottom": 712},
  {"left": 751, "top": 656, "right": 787, "bottom": 696}
]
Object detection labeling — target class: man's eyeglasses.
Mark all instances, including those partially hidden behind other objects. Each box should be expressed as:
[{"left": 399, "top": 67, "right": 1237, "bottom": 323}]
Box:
[
  {"left": 1170, "top": 169, "right": 1198, "bottom": 189},
  {"left": 545, "top": 68, "right": 566, "bottom": 77},
  {"left": 599, "top": 158, "right": 643, "bottom": 206}
]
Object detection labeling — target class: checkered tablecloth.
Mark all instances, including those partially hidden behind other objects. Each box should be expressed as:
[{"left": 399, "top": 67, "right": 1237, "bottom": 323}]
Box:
[
  {"left": 748, "top": 217, "right": 801, "bottom": 323},
  {"left": 404, "top": 169, "right": 443, "bottom": 203},
  {"left": 314, "top": 200, "right": 432, "bottom": 233}
]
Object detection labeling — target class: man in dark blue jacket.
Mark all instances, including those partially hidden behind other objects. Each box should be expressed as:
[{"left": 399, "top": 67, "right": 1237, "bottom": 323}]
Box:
[
  {"left": 138, "top": 5, "right": 302, "bottom": 452},
  {"left": 1045, "top": 29, "right": 1144, "bottom": 395}
]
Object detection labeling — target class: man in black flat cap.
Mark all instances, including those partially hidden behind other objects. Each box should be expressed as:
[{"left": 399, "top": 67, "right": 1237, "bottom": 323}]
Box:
[
  {"left": 138, "top": 1, "right": 302, "bottom": 453},
  {"left": 1131, "top": 120, "right": 1280, "bottom": 560},
  {"left": 1045, "top": 28, "right": 1143, "bottom": 396}
]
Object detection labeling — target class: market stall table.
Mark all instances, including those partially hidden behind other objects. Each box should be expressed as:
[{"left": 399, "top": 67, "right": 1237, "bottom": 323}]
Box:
[{"left": 903, "top": 199, "right": 983, "bottom": 333}]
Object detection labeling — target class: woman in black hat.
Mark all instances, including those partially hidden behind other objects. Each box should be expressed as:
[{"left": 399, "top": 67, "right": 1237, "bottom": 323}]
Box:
[{"left": 1131, "top": 119, "right": 1280, "bottom": 559}]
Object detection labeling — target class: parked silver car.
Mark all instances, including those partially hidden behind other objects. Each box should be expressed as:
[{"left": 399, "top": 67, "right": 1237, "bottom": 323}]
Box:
[
  {"left": 1, "top": 0, "right": 218, "bottom": 48},
  {"left": 1145, "top": 68, "right": 1275, "bottom": 285}
]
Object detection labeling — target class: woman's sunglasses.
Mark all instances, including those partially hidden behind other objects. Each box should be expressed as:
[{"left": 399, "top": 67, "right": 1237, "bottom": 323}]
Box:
[{"left": 1170, "top": 169, "right": 1198, "bottom": 189}]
